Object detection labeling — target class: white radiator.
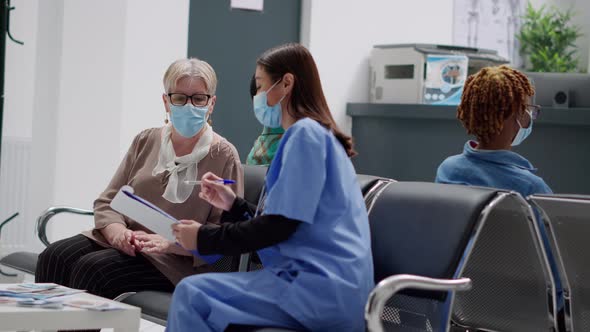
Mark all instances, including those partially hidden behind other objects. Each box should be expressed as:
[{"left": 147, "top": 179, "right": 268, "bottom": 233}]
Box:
[{"left": 0, "top": 137, "right": 32, "bottom": 253}]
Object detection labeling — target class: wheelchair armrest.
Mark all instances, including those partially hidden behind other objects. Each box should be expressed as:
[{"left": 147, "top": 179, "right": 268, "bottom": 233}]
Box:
[
  {"left": 36, "top": 206, "right": 94, "bottom": 247},
  {"left": 364, "top": 274, "right": 472, "bottom": 332}
]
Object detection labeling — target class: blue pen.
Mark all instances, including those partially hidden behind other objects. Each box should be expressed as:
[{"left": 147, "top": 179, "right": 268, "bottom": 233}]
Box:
[{"left": 183, "top": 179, "right": 236, "bottom": 185}]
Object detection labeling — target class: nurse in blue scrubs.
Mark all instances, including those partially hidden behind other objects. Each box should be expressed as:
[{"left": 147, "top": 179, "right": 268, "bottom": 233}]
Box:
[{"left": 166, "top": 43, "right": 374, "bottom": 331}]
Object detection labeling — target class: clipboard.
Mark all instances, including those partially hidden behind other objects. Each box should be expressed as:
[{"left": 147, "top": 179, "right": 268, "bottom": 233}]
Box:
[
  {"left": 110, "top": 186, "right": 222, "bottom": 264},
  {"left": 110, "top": 185, "right": 177, "bottom": 241}
]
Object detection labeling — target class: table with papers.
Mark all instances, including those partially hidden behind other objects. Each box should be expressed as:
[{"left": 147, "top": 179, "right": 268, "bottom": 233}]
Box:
[{"left": 0, "top": 283, "right": 140, "bottom": 331}]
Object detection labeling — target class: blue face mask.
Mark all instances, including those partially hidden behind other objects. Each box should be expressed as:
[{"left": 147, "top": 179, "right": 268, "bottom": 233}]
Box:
[
  {"left": 169, "top": 104, "right": 208, "bottom": 138},
  {"left": 253, "top": 80, "right": 284, "bottom": 128},
  {"left": 511, "top": 111, "right": 533, "bottom": 146}
]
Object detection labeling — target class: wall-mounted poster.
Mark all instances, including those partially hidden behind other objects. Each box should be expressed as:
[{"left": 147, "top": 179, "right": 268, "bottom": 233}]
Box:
[{"left": 453, "top": 0, "right": 525, "bottom": 67}]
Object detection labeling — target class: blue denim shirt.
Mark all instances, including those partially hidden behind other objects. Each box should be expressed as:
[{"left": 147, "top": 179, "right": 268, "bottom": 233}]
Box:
[
  {"left": 436, "top": 141, "right": 562, "bottom": 308},
  {"left": 435, "top": 141, "right": 552, "bottom": 196}
]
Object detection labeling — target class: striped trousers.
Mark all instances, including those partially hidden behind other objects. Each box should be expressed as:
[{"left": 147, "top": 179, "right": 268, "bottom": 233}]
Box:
[{"left": 35, "top": 234, "right": 174, "bottom": 299}]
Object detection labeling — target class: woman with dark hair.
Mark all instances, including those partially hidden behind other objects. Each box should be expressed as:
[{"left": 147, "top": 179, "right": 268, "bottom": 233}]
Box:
[{"left": 166, "top": 43, "right": 373, "bottom": 331}]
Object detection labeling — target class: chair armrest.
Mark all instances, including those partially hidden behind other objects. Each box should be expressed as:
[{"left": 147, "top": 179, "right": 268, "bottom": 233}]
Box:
[
  {"left": 0, "top": 212, "right": 19, "bottom": 238},
  {"left": 36, "top": 206, "right": 94, "bottom": 247},
  {"left": 113, "top": 292, "right": 137, "bottom": 302},
  {"left": 118, "top": 290, "right": 172, "bottom": 326},
  {"left": 365, "top": 274, "right": 472, "bottom": 332},
  {"left": 364, "top": 179, "right": 395, "bottom": 213}
]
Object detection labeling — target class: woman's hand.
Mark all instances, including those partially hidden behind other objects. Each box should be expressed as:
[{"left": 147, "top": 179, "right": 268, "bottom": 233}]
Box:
[
  {"left": 199, "top": 172, "right": 236, "bottom": 211},
  {"left": 103, "top": 224, "right": 138, "bottom": 256},
  {"left": 134, "top": 233, "right": 173, "bottom": 254},
  {"left": 171, "top": 220, "right": 202, "bottom": 251}
]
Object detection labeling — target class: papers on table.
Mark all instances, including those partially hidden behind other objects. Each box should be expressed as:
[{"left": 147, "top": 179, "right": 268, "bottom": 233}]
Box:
[
  {"left": 15, "top": 283, "right": 57, "bottom": 290},
  {"left": 17, "top": 298, "right": 64, "bottom": 309},
  {"left": 0, "top": 283, "right": 125, "bottom": 311},
  {"left": 0, "top": 283, "right": 84, "bottom": 300}
]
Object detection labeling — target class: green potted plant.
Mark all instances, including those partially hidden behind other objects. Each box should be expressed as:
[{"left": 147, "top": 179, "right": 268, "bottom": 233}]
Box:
[{"left": 517, "top": 3, "right": 583, "bottom": 73}]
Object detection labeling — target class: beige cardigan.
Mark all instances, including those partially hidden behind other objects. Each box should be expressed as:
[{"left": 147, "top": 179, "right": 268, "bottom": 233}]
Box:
[{"left": 82, "top": 127, "right": 244, "bottom": 285}]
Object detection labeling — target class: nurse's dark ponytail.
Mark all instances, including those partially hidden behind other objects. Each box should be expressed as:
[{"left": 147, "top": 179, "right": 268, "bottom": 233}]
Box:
[{"left": 257, "top": 43, "right": 357, "bottom": 157}]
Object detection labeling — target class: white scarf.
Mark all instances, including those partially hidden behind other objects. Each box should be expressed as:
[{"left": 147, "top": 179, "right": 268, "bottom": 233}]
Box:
[{"left": 152, "top": 123, "right": 213, "bottom": 203}]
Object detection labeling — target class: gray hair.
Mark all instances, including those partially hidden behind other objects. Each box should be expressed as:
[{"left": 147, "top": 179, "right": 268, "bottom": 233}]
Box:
[{"left": 163, "top": 58, "right": 217, "bottom": 95}]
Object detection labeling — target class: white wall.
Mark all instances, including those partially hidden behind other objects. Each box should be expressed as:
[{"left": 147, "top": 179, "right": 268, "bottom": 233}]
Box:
[
  {"left": 1, "top": 0, "right": 40, "bottom": 252},
  {"left": 304, "top": 0, "right": 590, "bottom": 134},
  {"left": 27, "top": 0, "right": 64, "bottom": 251},
  {"left": 3, "top": 0, "right": 38, "bottom": 138},
  {"left": 305, "top": 0, "right": 455, "bottom": 133},
  {"left": 2, "top": 0, "right": 189, "bottom": 249},
  {"left": 53, "top": 0, "right": 127, "bottom": 215},
  {"left": 120, "top": 1, "right": 190, "bottom": 157},
  {"left": 48, "top": 0, "right": 190, "bottom": 241}
]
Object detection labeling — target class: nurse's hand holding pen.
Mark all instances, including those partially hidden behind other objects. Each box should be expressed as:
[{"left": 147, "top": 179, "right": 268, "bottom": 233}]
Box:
[
  {"left": 172, "top": 172, "right": 236, "bottom": 250},
  {"left": 198, "top": 172, "right": 237, "bottom": 211}
]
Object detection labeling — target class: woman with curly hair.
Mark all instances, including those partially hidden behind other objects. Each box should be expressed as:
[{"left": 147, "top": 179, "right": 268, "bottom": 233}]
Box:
[{"left": 435, "top": 65, "right": 552, "bottom": 196}]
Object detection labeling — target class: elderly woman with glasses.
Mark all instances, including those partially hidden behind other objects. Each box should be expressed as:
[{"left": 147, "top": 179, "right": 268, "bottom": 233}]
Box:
[
  {"left": 435, "top": 65, "right": 551, "bottom": 197},
  {"left": 35, "top": 58, "right": 244, "bottom": 299}
]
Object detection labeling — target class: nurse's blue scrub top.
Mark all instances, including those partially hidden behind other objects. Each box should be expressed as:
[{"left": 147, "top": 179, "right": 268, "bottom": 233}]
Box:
[{"left": 259, "top": 118, "right": 374, "bottom": 329}]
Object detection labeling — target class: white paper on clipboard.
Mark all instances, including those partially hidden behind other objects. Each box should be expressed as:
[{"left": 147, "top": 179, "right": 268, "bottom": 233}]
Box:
[{"left": 110, "top": 185, "right": 177, "bottom": 242}]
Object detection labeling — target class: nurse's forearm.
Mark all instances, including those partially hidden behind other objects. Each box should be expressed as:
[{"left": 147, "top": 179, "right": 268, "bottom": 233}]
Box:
[
  {"left": 219, "top": 196, "right": 257, "bottom": 223},
  {"left": 197, "top": 215, "right": 300, "bottom": 255}
]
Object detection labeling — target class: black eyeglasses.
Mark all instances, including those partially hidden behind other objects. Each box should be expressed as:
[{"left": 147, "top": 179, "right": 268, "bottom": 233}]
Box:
[
  {"left": 526, "top": 104, "right": 541, "bottom": 120},
  {"left": 168, "top": 93, "right": 211, "bottom": 107}
]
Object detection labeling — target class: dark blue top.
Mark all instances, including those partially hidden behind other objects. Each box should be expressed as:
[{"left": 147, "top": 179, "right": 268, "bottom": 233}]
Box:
[{"left": 435, "top": 141, "right": 552, "bottom": 196}]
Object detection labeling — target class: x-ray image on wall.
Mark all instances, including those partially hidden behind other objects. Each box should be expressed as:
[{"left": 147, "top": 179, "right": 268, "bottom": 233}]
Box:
[{"left": 453, "top": 0, "right": 525, "bottom": 67}]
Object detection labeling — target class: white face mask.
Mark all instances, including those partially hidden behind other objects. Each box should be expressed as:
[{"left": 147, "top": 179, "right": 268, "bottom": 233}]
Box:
[
  {"left": 169, "top": 104, "right": 208, "bottom": 138},
  {"left": 253, "top": 79, "right": 285, "bottom": 128},
  {"left": 511, "top": 110, "right": 533, "bottom": 146}
]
